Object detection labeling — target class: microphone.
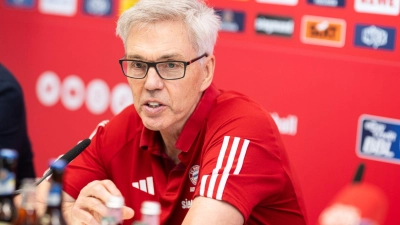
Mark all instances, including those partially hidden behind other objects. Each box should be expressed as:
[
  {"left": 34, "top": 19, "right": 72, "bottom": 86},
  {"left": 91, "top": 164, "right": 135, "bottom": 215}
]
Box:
[
  {"left": 317, "top": 163, "right": 388, "bottom": 225},
  {"left": 13, "top": 138, "right": 91, "bottom": 195}
]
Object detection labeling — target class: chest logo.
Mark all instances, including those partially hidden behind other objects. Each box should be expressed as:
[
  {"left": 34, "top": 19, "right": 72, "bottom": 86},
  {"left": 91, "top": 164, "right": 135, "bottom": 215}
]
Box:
[
  {"left": 189, "top": 165, "right": 200, "bottom": 185},
  {"left": 132, "top": 176, "right": 155, "bottom": 195}
]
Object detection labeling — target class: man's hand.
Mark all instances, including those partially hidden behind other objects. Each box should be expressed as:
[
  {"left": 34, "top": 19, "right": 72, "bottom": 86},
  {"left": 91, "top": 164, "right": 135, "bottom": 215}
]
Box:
[{"left": 62, "top": 179, "right": 134, "bottom": 225}]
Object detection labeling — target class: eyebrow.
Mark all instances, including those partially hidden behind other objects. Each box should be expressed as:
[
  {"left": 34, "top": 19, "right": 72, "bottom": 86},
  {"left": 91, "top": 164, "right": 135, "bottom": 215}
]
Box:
[{"left": 125, "top": 53, "right": 184, "bottom": 61}]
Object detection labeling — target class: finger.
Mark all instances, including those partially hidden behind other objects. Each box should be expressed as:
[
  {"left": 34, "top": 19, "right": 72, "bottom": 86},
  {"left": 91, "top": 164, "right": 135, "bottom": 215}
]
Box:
[
  {"left": 81, "top": 180, "right": 120, "bottom": 205},
  {"left": 122, "top": 206, "right": 135, "bottom": 220},
  {"left": 76, "top": 196, "right": 109, "bottom": 217},
  {"left": 101, "top": 180, "right": 123, "bottom": 197},
  {"left": 71, "top": 205, "right": 100, "bottom": 225}
]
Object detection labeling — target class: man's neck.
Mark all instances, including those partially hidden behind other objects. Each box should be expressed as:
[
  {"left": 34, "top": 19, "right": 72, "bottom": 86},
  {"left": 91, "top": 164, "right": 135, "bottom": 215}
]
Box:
[{"left": 161, "top": 131, "right": 182, "bottom": 164}]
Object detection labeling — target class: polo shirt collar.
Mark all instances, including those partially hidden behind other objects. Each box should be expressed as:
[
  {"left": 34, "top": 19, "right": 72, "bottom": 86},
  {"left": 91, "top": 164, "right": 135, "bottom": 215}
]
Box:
[
  {"left": 139, "top": 83, "right": 220, "bottom": 154},
  {"left": 176, "top": 83, "right": 220, "bottom": 152}
]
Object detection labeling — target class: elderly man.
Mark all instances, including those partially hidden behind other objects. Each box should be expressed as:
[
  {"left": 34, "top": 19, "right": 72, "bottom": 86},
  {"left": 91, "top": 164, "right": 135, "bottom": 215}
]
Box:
[{"left": 61, "top": 0, "right": 307, "bottom": 224}]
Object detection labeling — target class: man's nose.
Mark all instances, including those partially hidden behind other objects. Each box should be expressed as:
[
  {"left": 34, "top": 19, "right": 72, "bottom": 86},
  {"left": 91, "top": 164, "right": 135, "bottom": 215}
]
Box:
[{"left": 144, "top": 67, "right": 163, "bottom": 90}]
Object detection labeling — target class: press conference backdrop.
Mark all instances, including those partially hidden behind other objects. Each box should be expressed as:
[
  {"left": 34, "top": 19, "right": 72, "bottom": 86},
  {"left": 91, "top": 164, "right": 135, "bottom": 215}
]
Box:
[{"left": 0, "top": 0, "right": 399, "bottom": 224}]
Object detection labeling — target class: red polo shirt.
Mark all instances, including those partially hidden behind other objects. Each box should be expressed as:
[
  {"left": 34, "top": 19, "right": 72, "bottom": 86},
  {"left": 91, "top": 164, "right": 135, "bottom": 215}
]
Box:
[{"left": 64, "top": 83, "right": 307, "bottom": 225}]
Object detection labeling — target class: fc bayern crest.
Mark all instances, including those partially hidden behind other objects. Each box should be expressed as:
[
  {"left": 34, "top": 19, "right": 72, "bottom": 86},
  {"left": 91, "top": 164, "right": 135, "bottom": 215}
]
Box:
[{"left": 189, "top": 165, "right": 200, "bottom": 185}]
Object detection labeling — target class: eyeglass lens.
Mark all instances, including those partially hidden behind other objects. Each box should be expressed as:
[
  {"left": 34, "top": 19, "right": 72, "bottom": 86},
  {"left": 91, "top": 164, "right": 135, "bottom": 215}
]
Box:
[{"left": 122, "top": 61, "right": 185, "bottom": 79}]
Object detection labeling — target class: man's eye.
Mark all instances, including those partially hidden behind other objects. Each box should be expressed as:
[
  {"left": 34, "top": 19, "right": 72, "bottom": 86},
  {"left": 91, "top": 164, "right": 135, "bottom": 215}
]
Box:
[
  {"left": 132, "top": 62, "right": 145, "bottom": 68},
  {"left": 167, "top": 63, "right": 177, "bottom": 68}
]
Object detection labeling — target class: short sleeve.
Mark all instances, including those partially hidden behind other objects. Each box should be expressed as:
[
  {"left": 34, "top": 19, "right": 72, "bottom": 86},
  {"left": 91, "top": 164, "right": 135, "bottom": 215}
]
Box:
[
  {"left": 63, "top": 123, "right": 109, "bottom": 199},
  {"left": 194, "top": 97, "right": 289, "bottom": 221}
]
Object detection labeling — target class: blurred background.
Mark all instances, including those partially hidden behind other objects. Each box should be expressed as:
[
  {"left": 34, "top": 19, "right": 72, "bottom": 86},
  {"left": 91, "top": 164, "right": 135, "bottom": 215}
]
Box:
[{"left": 0, "top": 0, "right": 399, "bottom": 224}]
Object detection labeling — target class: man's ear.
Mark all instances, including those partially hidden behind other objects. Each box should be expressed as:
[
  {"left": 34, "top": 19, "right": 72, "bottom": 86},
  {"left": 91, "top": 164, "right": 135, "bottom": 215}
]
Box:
[{"left": 200, "top": 54, "right": 215, "bottom": 92}]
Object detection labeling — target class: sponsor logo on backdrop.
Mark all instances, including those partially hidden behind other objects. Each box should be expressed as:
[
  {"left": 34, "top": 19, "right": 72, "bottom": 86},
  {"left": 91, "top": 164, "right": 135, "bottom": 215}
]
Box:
[
  {"left": 6, "top": 0, "right": 34, "bottom": 8},
  {"left": 354, "top": 24, "right": 396, "bottom": 51},
  {"left": 256, "top": 0, "right": 298, "bottom": 5},
  {"left": 307, "top": 0, "right": 345, "bottom": 7},
  {"left": 215, "top": 9, "right": 245, "bottom": 32},
  {"left": 36, "top": 71, "right": 61, "bottom": 107},
  {"left": 86, "top": 79, "right": 110, "bottom": 115},
  {"left": 118, "top": 0, "right": 138, "bottom": 15},
  {"left": 301, "top": 15, "right": 346, "bottom": 47},
  {"left": 39, "top": 0, "right": 77, "bottom": 16},
  {"left": 83, "top": 0, "right": 112, "bottom": 16},
  {"left": 36, "top": 71, "right": 133, "bottom": 115},
  {"left": 255, "top": 14, "right": 294, "bottom": 37},
  {"left": 356, "top": 115, "right": 400, "bottom": 165},
  {"left": 270, "top": 113, "right": 298, "bottom": 136},
  {"left": 61, "top": 75, "right": 85, "bottom": 111},
  {"left": 354, "top": 0, "right": 399, "bottom": 16}
]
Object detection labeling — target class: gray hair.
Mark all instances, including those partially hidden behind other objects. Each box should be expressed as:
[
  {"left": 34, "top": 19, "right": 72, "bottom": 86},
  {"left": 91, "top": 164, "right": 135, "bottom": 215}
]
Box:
[{"left": 116, "top": 0, "right": 221, "bottom": 55}]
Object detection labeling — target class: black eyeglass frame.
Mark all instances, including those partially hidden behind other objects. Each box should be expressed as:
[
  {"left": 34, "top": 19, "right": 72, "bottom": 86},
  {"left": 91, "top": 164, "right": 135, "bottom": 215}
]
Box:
[{"left": 119, "top": 53, "right": 208, "bottom": 80}]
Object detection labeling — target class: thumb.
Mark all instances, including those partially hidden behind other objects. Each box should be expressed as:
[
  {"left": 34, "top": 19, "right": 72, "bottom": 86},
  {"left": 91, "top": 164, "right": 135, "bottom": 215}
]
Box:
[{"left": 122, "top": 206, "right": 134, "bottom": 220}]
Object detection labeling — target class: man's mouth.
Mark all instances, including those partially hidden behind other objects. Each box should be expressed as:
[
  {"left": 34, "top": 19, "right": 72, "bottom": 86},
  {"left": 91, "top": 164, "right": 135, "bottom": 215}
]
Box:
[{"left": 146, "top": 102, "right": 162, "bottom": 108}]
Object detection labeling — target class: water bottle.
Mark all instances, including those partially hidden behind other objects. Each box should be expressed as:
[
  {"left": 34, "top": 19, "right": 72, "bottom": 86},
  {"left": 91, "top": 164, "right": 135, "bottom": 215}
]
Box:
[
  {"left": 140, "top": 201, "right": 161, "bottom": 225},
  {"left": 0, "top": 149, "right": 19, "bottom": 225}
]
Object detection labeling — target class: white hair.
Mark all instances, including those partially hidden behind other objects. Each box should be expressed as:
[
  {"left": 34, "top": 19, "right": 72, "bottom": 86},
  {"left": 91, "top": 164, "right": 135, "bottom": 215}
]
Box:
[{"left": 116, "top": 0, "right": 221, "bottom": 55}]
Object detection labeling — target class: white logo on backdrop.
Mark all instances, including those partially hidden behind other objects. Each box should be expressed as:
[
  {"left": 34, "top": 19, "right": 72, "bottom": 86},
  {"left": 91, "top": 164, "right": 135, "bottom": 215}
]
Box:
[
  {"left": 354, "top": 0, "right": 400, "bottom": 16},
  {"left": 110, "top": 83, "right": 133, "bottom": 115},
  {"left": 270, "top": 112, "right": 298, "bottom": 136},
  {"left": 313, "top": 0, "right": 340, "bottom": 6},
  {"left": 255, "top": 0, "right": 298, "bottom": 6},
  {"left": 86, "top": 0, "right": 111, "bottom": 15},
  {"left": 61, "top": 75, "right": 85, "bottom": 111},
  {"left": 361, "top": 26, "right": 388, "bottom": 49},
  {"left": 36, "top": 71, "right": 133, "bottom": 115},
  {"left": 36, "top": 71, "right": 61, "bottom": 107},
  {"left": 39, "top": 0, "right": 78, "bottom": 16},
  {"left": 86, "top": 79, "right": 110, "bottom": 115}
]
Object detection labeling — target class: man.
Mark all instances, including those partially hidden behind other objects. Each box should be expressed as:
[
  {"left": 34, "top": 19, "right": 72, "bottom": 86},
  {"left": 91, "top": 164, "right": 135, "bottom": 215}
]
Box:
[
  {"left": 0, "top": 63, "right": 36, "bottom": 189},
  {"left": 62, "top": 0, "right": 307, "bottom": 224}
]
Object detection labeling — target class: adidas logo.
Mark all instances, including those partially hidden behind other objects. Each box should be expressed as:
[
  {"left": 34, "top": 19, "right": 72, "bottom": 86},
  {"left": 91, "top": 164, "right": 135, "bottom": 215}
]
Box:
[{"left": 132, "top": 176, "right": 155, "bottom": 195}]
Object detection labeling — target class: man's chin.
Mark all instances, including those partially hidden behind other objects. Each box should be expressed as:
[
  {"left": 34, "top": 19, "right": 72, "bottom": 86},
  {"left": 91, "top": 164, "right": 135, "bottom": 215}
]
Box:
[{"left": 142, "top": 120, "right": 164, "bottom": 131}]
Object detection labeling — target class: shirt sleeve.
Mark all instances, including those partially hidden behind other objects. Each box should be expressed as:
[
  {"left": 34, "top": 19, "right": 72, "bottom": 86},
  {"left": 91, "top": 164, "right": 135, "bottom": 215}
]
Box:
[
  {"left": 63, "top": 106, "right": 138, "bottom": 199},
  {"left": 63, "top": 123, "right": 109, "bottom": 199},
  {"left": 194, "top": 98, "right": 290, "bottom": 221}
]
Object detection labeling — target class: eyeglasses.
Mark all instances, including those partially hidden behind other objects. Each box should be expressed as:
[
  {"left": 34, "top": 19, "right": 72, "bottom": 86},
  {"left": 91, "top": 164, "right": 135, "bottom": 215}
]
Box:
[{"left": 119, "top": 53, "right": 208, "bottom": 80}]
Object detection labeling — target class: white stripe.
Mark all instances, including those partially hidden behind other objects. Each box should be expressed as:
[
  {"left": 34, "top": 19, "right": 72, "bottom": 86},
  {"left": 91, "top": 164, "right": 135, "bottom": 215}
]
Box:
[
  {"left": 216, "top": 174, "right": 229, "bottom": 200},
  {"left": 139, "top": 179, "right": 147, "bottom": 192},
  {"left": 146, "top": 177, "right": 154, "bottom": 195},
  {"left": 216, "top": 137, "right": 241, "bottom": 199},
  {"left": 207, "top": 136, "right": 230, "bottom": 197},
  {"left": 233, "top": 139, "right": 250, "bottom": 174},
  {"left": 207, "top": 174, "right": 219, "bottom": 198},
  {"left": 200, "top": 175, "right": 209, "bottom": 196},
  {"left": 132, "top": 182, "right": 139, "bottom": 189},
  {"left": 89, "top": 120, "right": 109, "bottom": 139}
]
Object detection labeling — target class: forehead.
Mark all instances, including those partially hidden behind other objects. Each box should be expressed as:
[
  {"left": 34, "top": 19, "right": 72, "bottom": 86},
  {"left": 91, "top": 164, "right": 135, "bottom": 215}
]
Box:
[{"left": 125, "top": 20, "right": 196, "bottom": 59}]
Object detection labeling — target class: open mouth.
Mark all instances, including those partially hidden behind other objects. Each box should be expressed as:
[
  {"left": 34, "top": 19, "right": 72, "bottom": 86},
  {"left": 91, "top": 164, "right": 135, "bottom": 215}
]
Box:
[{"left": 146, "top": 102, "right": 162, "bottom": 108}]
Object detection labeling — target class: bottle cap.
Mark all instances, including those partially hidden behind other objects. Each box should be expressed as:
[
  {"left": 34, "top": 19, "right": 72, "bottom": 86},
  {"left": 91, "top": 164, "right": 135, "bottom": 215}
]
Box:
[
  {"left": 0, "top": 148, "right": 18, "bottom": 159},
  {"left": 106, "top": 195, "right": 124, "bottom": 208},
  {"left": 140, "top": 201, "right": 161, "bottom": 215},
  {"left": 49, "top": 159, "right": 67, "bottom": 170}
]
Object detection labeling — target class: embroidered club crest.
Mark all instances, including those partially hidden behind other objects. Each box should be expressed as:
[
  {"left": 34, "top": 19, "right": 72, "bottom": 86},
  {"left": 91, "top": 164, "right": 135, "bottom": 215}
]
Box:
[{"left": 189, "top": 165, "right": 200, "bottom": 185}]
